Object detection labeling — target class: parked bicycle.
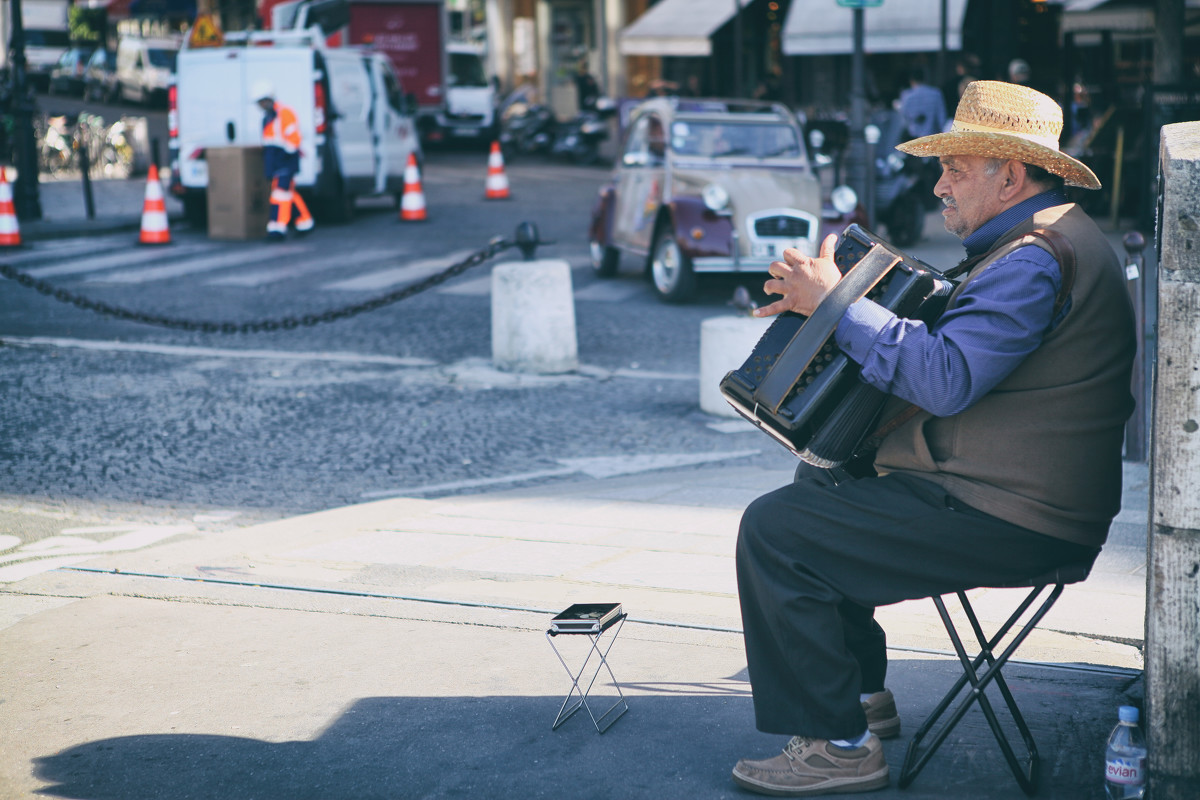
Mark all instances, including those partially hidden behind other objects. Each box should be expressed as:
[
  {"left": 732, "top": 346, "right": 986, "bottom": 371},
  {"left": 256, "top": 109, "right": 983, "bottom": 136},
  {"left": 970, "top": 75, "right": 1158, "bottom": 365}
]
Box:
[{"left": 35, "top": 112, "right": 134, "bottom": 180}]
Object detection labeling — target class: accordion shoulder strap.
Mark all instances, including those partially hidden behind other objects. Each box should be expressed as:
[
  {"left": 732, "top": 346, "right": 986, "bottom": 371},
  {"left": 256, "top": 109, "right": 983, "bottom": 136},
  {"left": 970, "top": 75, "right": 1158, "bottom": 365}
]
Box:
[
  {"left": 1022, "top": 227, "right": 1077, "bottom": 319},
  {"left": 752, "top": 246, "right": 902, "bottom": 415}
]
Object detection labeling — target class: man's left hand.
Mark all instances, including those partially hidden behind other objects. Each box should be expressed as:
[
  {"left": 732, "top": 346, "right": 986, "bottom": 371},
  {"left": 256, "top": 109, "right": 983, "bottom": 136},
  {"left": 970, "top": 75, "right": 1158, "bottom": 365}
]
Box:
[{"left": 755, "top": 234, "right": 842, "bottom": 318}]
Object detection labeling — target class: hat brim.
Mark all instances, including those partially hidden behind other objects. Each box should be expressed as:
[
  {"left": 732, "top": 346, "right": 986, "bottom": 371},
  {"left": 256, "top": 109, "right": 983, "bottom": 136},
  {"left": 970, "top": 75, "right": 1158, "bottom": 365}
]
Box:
[{"left": 897, "top": 130, "right": 1101, "bottom": 190}]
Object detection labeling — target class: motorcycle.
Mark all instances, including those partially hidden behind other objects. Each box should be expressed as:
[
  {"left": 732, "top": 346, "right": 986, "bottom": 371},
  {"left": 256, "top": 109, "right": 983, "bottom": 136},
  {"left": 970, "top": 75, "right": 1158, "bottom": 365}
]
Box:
[{"left": 550, "top": 97, "right": 616, "bottom": 165}]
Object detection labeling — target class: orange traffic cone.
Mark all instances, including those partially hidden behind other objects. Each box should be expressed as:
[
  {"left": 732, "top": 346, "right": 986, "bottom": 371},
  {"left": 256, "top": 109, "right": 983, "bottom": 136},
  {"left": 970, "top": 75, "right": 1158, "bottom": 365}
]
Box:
[
  {"left": 484, "top": 141, "right": 510, "bottom": 200},
  {"left": 139, "top": 164, "right": 170, "bottom": 245},
  {"left": 399, "top": 153, "right": 427, "bottom": 221},
  {"left": 0, "top": 168, "right": 21, "bottom": 247}
]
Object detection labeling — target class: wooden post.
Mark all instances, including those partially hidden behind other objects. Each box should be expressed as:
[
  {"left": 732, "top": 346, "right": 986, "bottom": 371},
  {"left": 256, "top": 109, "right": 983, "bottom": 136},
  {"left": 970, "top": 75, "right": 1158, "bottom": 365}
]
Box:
[{"left": 1146, "top": 121, "right": 1200, "bottom": 799}]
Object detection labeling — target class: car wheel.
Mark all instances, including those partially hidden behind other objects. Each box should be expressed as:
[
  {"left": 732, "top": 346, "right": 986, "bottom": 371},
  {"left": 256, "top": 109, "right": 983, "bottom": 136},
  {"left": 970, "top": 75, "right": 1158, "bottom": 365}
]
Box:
[
  {"left": 650, "top": 224, "right": 697, "bottom": 303},
  {"left": 321, "top": 182, "right": 355, "bottom": 224},
  {"left": 182, "top": 193, "right": 208, "bottom": 229},
  {"left": 589, "top": 240, "right": 619, "bottom": 278}
]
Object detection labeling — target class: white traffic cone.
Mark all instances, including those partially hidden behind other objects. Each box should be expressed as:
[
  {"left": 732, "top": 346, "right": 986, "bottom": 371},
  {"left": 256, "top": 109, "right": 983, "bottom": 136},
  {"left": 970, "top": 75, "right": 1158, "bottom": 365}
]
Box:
[
  {"left": 484, "top": 141, "right": 510, "bottom": 200},
  {"left": 139, "top": 164, "right": 171, "bottom": 245},
  {"left": 0, "top": 168, "right": 21, "bottom": 247},
  {"left": 400, "top": 153, "right": 427, "bottom": 221}
]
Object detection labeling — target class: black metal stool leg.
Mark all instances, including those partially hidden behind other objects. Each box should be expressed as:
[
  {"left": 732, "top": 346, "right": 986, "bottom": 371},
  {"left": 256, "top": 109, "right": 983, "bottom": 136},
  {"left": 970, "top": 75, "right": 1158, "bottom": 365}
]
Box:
[{"left": 899, "top": 583, "right": 1065, "bottom": 796}]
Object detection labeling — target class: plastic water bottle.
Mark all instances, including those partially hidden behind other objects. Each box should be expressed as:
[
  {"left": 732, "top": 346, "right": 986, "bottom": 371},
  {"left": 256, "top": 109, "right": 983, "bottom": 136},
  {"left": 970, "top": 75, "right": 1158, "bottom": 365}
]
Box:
[{"left": 1104, "top": 705, "right": 1147, "bottom": 799}]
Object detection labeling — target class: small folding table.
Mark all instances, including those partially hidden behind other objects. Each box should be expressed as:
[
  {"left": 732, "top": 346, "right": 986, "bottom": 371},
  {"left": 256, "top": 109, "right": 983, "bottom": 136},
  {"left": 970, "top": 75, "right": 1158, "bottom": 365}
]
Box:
[{"left": 546, "top": 606, "right": 629, "bottom": 733}]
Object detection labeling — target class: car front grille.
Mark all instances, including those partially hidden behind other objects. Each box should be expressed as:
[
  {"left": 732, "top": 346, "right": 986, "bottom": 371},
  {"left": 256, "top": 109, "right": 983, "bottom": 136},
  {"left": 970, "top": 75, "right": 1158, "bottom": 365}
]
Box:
[{"left": 754, "top": 215, "right": 810, "bottom": 238}]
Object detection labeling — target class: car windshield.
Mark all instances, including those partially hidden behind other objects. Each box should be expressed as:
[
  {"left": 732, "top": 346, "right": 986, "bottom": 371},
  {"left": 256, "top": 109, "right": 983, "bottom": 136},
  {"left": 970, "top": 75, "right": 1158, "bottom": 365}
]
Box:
[
  {"left": 147, "top": 49, "right": 177, "bottom": 69},
  {"left": 449, "top": 52, "right": 487, "bottom": 87},
  {"left": 670, "top": 120, "right": 802, "bottom": 160}
]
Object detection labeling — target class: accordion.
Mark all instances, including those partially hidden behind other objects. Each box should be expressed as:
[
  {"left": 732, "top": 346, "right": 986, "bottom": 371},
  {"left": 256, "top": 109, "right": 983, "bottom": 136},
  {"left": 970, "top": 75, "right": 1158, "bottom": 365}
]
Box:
[{"left": 719, "top": 224, "right": 956, "bottom": 467}]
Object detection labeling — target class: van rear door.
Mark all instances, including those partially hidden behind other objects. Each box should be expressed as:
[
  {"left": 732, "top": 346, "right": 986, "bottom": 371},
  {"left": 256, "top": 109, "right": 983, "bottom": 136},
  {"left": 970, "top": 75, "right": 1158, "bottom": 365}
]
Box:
[
  {"left": 320, "top": 52, "right": 374, "bottom": 189},
  {"left": 176, "top": 46, "right": 318, "bottom": 189},
  {"left": 371, "top": 56, "right": 421, "bottom": 194}
]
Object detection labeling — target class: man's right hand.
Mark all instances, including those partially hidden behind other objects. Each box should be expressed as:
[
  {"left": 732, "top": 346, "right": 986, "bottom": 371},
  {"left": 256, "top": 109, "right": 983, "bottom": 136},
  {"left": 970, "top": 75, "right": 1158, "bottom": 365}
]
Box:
[{"left": 755, "top": 234, "right": 842, "bottom": 318}]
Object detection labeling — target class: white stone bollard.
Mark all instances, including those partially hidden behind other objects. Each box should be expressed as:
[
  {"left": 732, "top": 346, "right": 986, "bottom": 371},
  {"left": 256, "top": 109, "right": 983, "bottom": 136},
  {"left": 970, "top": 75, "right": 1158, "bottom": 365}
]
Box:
[
  {"left": 491, "top": 259, "right": 578, "bottom": 374},
  {"left": 699, "top": 314, "right": 773, "bottom": 417}
]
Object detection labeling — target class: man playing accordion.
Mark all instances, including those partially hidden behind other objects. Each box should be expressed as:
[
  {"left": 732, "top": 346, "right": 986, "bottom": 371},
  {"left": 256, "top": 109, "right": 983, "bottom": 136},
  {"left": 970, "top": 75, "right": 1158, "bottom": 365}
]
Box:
[{"left": 731, "top": 81, "right": 1136, "bottom": 796}]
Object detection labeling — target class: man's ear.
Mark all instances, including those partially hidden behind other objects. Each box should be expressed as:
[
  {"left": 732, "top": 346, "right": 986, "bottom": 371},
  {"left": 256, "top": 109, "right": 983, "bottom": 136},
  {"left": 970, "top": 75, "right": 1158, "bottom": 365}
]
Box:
[{"left": 998, "top": 160, "right": 1028, "bottom": 202}]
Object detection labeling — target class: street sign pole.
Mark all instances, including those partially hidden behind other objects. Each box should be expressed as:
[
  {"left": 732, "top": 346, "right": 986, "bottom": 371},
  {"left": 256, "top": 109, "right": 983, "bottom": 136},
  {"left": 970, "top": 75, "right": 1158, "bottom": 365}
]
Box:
[
  {"left": 9, "top": 0, "right": 43, "bottom": 221},
  {"left": 846, "top": 8, "right": 867, "bottom": 220}
]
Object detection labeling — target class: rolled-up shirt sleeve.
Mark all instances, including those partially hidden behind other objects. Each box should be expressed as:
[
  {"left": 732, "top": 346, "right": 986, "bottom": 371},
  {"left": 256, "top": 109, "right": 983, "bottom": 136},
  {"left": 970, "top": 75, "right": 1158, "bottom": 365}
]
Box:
[{"left": 833, "top": 245, "right": 1062, "bottom": 417}]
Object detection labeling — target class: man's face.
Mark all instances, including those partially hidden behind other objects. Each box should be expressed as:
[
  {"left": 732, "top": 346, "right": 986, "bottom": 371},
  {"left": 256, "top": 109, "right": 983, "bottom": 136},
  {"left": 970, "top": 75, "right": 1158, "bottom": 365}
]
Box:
[
  {"left": 934, "top": 154, "right": 1009, "bottom": 240},
  {"left": 257, "top": 98, "right": 274, "bottom": 112}
]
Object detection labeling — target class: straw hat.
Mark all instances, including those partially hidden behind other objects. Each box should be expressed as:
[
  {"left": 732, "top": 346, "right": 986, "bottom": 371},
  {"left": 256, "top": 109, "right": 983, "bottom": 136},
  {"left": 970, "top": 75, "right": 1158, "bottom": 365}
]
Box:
[{"left": 897, "top": 80, "right": 1101, "bottom": 190}]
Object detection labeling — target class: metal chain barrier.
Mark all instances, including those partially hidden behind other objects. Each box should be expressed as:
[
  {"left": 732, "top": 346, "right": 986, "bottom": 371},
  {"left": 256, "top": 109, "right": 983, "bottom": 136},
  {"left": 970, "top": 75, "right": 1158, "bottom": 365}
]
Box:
[{"left": 0, "top": 224, "right": 545, "bottom": 335}]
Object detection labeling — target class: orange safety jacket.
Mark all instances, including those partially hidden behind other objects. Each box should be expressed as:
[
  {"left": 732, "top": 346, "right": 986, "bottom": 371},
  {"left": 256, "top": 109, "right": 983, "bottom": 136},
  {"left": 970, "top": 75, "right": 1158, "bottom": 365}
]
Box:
[{"left": 262, "top": 102, "right": 301, "bottom": 153}]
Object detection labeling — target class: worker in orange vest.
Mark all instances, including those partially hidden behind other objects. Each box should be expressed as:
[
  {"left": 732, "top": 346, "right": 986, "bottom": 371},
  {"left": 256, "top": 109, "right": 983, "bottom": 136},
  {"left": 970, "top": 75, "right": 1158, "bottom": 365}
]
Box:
[{"left": 253, "top": 80, "right": 314, "bottom": 240}]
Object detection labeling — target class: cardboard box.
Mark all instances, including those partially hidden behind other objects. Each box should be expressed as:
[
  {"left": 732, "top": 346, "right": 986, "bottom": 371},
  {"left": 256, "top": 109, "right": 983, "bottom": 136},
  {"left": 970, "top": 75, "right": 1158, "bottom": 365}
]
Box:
[{"left": 206, "top": 146, "right": 269, "bottom": 240}]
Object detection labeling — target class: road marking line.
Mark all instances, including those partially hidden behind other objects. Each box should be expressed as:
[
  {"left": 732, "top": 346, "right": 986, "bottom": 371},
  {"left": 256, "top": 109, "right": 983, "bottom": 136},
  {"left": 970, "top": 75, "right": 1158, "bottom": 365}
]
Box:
[
  {"left": 322, "top": 249, "right": 477, "bottom": 291},
  {"left": 208, "top": 248, "right": 410, "bottom": 287},
  {"left": 89, "top": 244, "right": 308, "bottom": 284},
  {"left": 0, "top": 336, "right": 438, "bottom": 366},
  {"left": 23, "top": 243, "right": 215, "bottom": 278}
]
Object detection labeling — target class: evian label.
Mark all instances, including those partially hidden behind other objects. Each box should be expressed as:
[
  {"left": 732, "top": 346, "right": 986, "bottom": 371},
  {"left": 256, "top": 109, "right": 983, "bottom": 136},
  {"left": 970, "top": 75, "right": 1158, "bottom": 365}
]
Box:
[{"left": 1106, "top": 757, "right": 1144, "bottom": 785}]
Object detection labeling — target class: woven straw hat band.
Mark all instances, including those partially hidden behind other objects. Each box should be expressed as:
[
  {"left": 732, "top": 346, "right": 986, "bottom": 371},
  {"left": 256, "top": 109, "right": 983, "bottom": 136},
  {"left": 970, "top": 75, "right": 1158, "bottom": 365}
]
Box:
[{"left": 949, "top": 119, "right": 1061, "bottom": 152}]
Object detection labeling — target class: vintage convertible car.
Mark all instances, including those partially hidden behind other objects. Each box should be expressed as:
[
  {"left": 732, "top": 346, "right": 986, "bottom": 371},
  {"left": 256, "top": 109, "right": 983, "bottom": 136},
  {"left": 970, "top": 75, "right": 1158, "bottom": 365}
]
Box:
[{"left": 588, "top": 97, "right": 866, "bottom": 303}]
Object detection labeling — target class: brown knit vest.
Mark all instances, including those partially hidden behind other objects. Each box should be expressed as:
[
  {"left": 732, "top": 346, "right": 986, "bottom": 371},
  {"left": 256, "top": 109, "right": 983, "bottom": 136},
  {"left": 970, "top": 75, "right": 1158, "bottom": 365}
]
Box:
[{"left": 874, "top": 203, "right": 1136, "bottom": 546}]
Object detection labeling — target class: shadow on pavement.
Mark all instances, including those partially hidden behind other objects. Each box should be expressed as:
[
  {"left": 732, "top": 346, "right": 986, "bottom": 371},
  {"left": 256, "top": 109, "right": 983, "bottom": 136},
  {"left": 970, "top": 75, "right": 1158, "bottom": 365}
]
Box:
[{"left": 32, "top": 659, "right": 1123, "bottom": 800}]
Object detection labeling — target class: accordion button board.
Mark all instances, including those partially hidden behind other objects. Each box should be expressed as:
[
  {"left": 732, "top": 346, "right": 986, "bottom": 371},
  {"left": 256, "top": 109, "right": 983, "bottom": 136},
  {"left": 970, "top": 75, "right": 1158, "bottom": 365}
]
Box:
[{"left": 718, "top": 224, "right": 956, "bottom": 467}]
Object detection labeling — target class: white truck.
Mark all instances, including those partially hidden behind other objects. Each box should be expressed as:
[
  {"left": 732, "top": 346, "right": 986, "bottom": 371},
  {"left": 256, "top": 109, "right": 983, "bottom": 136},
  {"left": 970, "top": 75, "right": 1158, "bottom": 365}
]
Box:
[
  {"left": 168, "top": 27, "right": 422, "bottom": 225},
  {"left": 0, "top": 0, "right": 70, "bottom": 91},
  {"left": 427, "top": 40, "right": 498, "bottom": 145}
]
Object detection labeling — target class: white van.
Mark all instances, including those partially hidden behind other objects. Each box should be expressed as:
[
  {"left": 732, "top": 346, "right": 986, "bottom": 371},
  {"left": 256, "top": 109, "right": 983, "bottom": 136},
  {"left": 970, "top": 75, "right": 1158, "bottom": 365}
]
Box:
[
  {"left": 169, "top": 28, "right": 422, "bottom": 225},
  {"left": 430, "top": 41, "right": 497, "bottom": 144},
  {"left": 116, "top": 36, "right": 180, "bottom": 106}
]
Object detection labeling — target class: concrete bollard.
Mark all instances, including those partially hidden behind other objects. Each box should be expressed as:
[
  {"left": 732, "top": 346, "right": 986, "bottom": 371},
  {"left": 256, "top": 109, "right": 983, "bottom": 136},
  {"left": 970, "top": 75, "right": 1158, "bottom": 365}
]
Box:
[
  {"left": 699, "top": 314, "right": 773, "bottom": 417},
  {"left": 491, "top": 259, "right": 578, "bottom": 374}
]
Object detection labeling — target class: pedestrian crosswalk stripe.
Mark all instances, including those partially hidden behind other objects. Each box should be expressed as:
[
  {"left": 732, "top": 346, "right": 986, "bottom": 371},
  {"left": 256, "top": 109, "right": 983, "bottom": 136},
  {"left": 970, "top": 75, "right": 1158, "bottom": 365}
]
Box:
[
  {"left": 23, "top": 244, "right": 214, "bottom": 279},
  {"left": 91, "top": 244, "right": 307, "bottom": 284},
  {"left": 322, "top": 249, "right": 476, "bottom": 291},
  {"left": 207, "top": 254, "right": 372, "bottom": 287}
]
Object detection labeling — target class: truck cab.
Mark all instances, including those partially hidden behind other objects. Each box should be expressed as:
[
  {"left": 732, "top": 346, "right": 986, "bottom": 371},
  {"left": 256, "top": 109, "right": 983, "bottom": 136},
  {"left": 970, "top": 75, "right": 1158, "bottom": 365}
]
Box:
[{"left": 427, "top": 41, "right": 497, "bottom": 145}]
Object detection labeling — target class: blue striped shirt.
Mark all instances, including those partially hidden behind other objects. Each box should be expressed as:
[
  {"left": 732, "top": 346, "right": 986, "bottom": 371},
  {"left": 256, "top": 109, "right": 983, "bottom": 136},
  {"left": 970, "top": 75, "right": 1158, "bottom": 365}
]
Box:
[{"left": 835, "top": 190, "right": 1069, "bottom": 417}]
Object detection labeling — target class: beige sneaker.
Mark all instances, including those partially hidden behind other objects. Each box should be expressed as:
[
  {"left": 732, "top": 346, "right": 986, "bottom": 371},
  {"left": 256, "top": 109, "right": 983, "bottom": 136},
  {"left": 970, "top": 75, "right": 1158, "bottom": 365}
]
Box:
[
  {"left": 862, "top": 690, "right": 900, "bottom": 739},
  {"left": 732, "top": 734, "right": 889, "bottom": 796}
]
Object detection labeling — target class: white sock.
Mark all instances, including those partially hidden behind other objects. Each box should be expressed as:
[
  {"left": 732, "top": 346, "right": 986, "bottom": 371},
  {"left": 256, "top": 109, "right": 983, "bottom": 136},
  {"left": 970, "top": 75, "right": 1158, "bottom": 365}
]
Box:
[
  {"left": 830, "top": 730, "right": 871, "bottom": 749},
  {"left": 859, "top": 693, "right": 875, "bottom": 702}
]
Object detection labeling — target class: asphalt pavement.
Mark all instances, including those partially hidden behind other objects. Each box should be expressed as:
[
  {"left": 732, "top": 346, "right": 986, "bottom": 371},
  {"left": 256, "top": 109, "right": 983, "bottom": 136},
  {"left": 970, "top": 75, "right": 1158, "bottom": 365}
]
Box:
[{"left": 0, "top": 175, "right": 1151, "bottom": 799}]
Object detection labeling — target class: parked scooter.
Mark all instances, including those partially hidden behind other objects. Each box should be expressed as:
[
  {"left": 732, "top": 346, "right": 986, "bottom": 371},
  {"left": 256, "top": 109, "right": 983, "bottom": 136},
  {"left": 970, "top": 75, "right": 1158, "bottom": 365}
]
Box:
[
  {"left": 497, "top": 89, "right": 557, "bottom": 159},
  {"left": 550, "top": 97, "right": 616, "bottom": 165}
]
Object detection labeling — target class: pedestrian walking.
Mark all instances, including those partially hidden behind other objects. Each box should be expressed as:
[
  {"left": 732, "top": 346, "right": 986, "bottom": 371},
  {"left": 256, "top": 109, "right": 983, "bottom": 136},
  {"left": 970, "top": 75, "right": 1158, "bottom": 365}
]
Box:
[{"left": 253, "top": 80, "right": 314, "bottom": 241}]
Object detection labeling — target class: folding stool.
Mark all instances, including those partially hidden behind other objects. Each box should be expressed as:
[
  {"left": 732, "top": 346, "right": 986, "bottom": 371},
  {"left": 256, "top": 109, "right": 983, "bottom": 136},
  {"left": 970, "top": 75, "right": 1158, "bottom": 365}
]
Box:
[
  {"left": 546, "top": 612, "right": 629, "bottom": 733},
  {"left": 898, "top": 561, "right": 1093, "bottom": 795}
]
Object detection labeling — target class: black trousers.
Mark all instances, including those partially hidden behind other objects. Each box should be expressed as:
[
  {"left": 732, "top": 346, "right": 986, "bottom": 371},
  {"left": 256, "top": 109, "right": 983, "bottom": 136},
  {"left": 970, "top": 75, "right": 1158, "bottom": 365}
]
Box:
[{"left": 735, "top": 469, "right": 1097, "bottom": 740}]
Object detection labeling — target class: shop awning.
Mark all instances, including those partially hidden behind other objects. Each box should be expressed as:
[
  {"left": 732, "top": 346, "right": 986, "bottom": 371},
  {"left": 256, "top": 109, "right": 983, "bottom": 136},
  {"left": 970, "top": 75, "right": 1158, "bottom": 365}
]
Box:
[
  {"left": 618, "top": 0, "right": 750, "bottom": 57},
  {"left": 783, "top": 0, "right": 967, "bottom": 55}
]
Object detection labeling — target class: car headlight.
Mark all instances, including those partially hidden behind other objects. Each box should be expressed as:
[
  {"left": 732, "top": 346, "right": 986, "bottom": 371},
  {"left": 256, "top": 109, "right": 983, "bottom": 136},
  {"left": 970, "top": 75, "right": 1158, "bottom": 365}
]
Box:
[
  {"left": 831, "top": 185, "right": 858, "bottom": 215},
  {"left": 702, "top": 182, "right": 730, "bottom": 213}
]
